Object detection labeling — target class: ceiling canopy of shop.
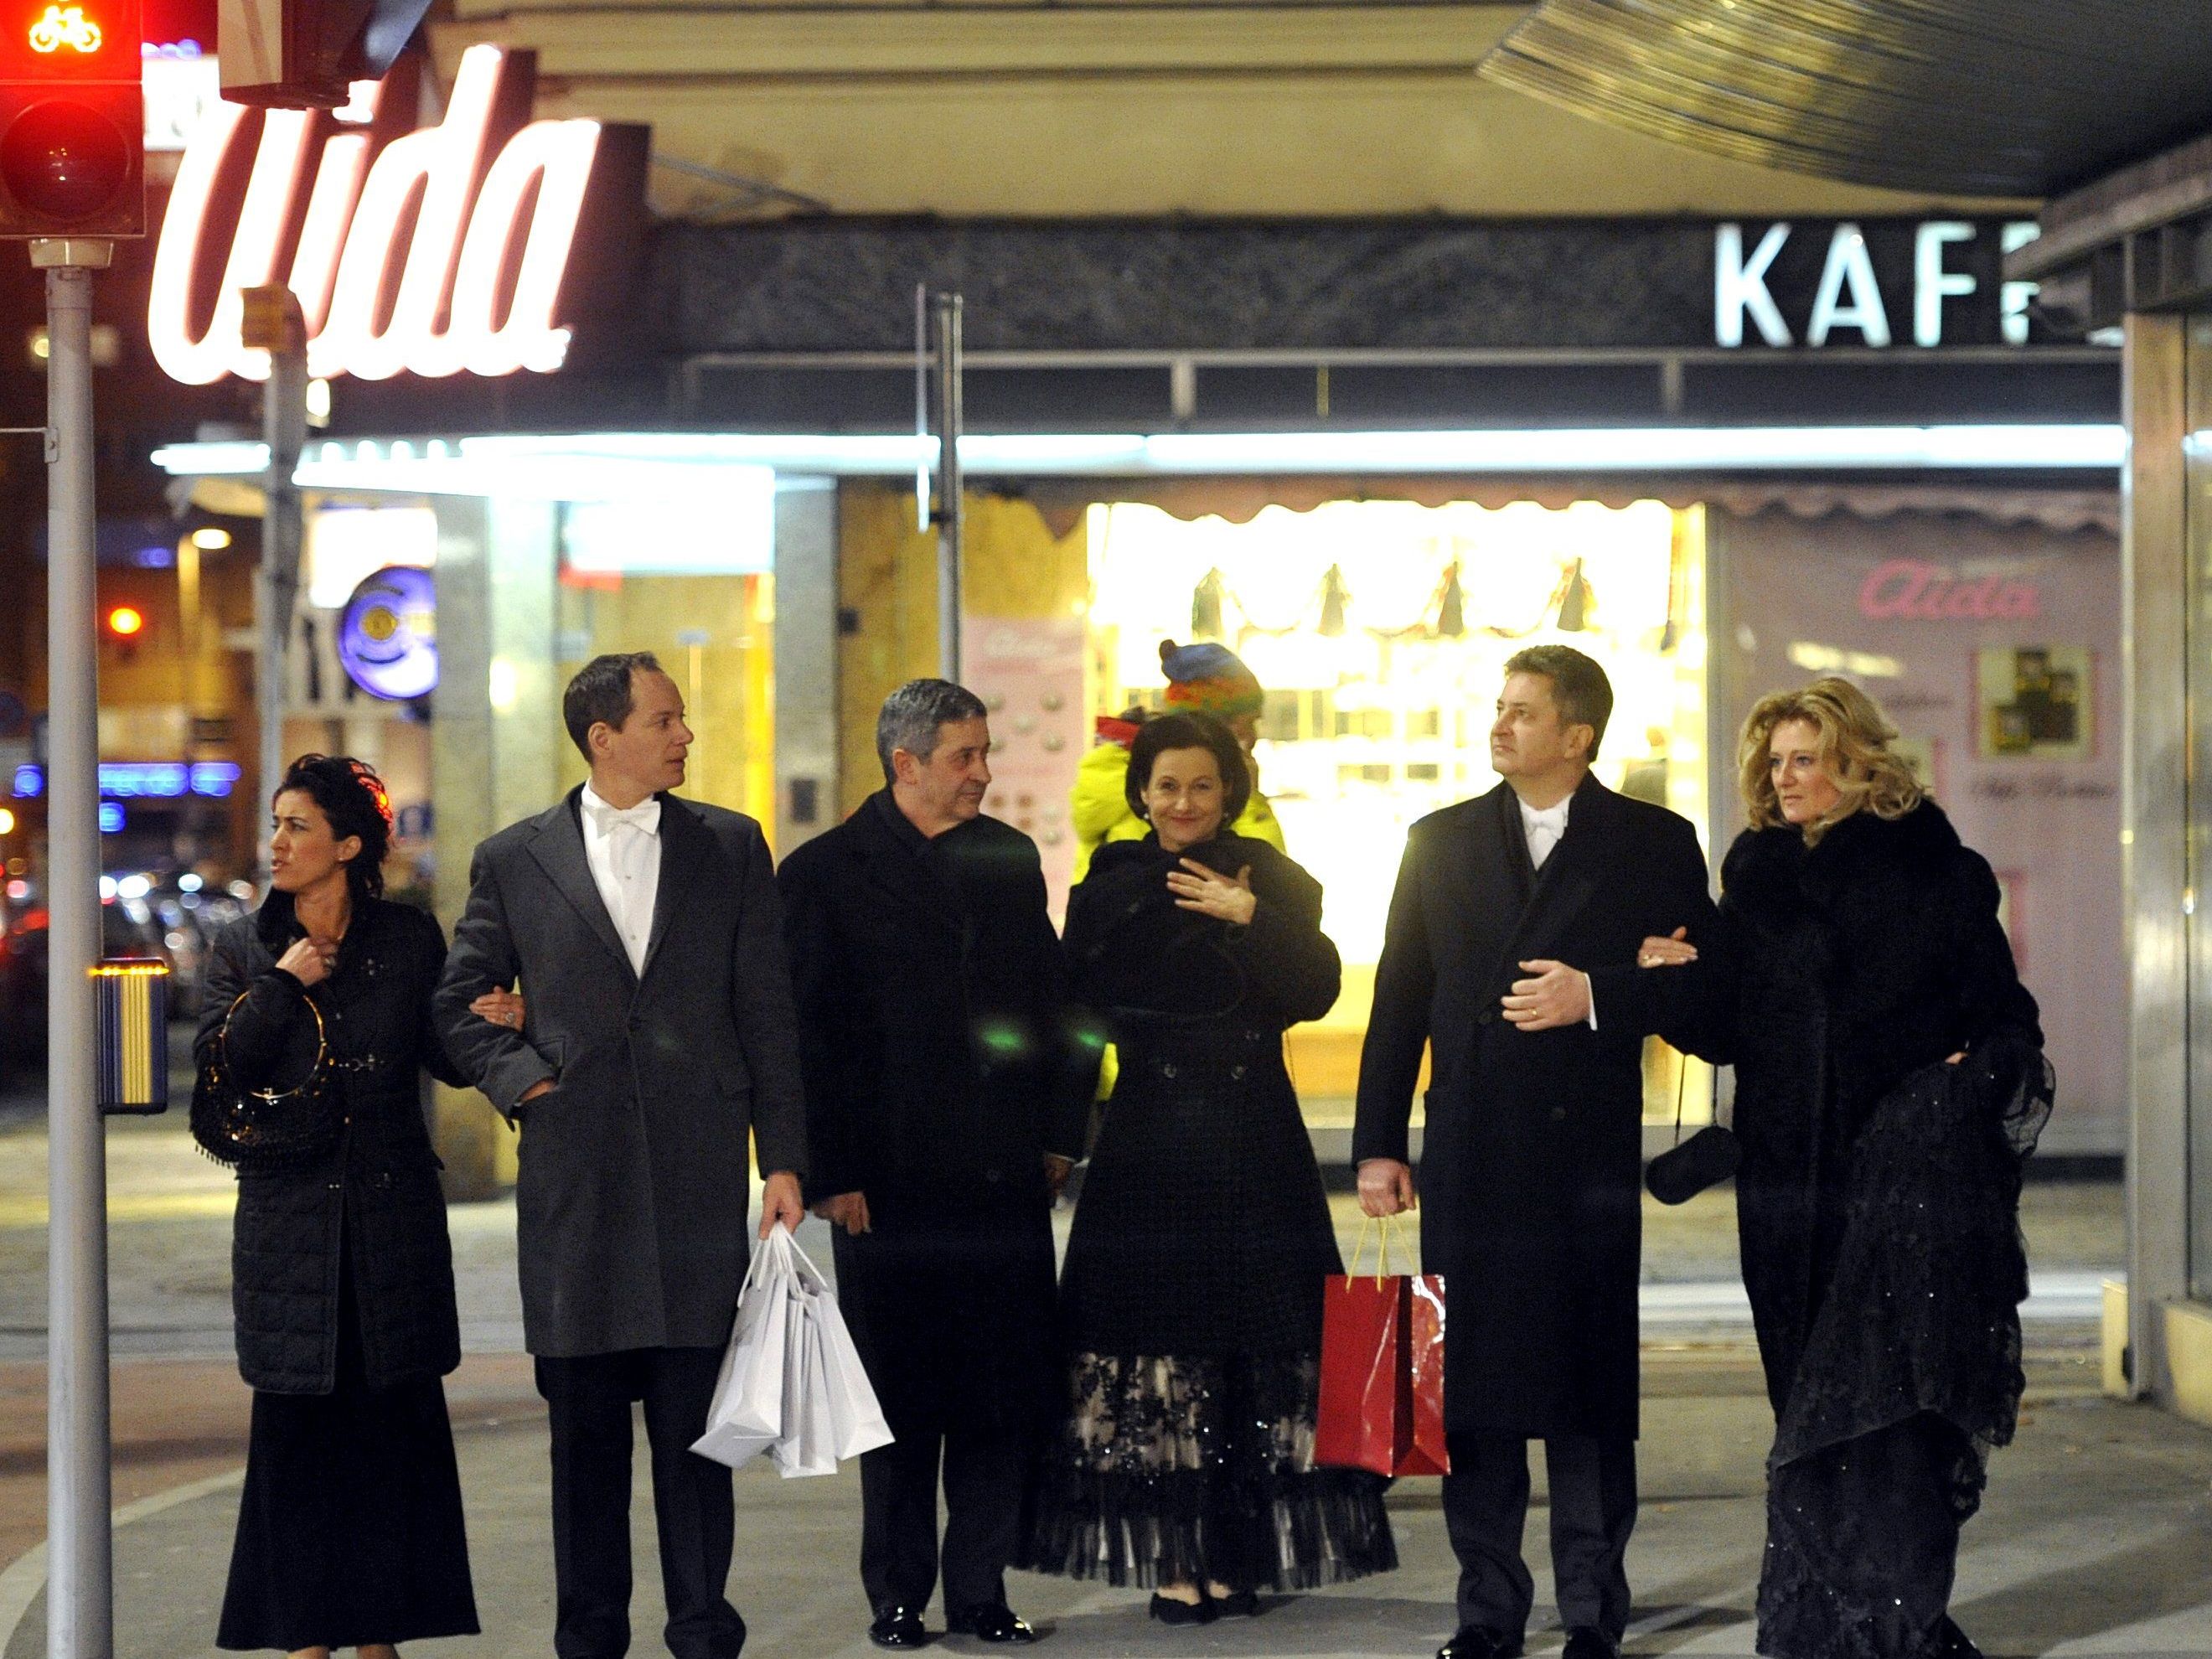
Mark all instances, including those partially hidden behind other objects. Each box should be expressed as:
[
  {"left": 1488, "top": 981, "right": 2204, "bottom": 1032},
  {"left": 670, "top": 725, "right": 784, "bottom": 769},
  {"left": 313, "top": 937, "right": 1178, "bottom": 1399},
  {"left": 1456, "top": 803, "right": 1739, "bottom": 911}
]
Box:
[{"left": 1477, "top": 0, "right": 2212, "bottom": 199}]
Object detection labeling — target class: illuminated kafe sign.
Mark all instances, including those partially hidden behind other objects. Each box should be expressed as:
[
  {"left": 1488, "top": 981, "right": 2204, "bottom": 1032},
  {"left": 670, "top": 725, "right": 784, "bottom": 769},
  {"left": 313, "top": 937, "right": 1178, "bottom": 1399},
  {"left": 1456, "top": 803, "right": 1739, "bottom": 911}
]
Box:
[
  {"left": 1715, "top": 220, "right": 2044, "bottom": 349},
  {"left": 149, "top": 44, "right": 647, "bottom": 385}
]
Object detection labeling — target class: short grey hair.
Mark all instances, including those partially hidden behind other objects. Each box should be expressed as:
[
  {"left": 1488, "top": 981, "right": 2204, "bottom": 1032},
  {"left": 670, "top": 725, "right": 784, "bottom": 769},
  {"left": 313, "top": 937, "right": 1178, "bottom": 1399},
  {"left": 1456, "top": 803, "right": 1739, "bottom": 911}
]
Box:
[{"left": 876, "top": 679, "right": 988, "bottom": 783}]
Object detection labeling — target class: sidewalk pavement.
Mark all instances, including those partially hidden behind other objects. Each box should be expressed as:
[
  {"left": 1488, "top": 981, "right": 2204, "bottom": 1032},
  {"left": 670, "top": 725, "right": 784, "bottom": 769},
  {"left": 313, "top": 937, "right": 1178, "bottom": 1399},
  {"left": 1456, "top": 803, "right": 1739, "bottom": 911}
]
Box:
[
  {"left": 2, "top": 1351, "right": 2206, "bottom": 1658},
  {"left": 0, "top": 1113, "right": 2191, "bottom": 1657}
]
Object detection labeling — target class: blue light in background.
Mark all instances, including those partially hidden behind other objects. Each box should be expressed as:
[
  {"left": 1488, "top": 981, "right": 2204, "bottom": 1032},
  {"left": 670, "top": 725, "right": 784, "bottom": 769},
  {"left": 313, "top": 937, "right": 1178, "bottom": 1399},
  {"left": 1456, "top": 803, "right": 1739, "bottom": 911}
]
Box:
[
  {"left": 188, "top": 762, "right": 240, "bottom": 798},
  {"left": 11, "top": 762, "right": 246, "bottom": 800},
  {"left": 97, "top": 804, "right": 124, "bottom": 834},
  {"left": 132, "top": 546, "right": 174, "bottom": 569},
  {"left": 100, "top": 763, "right": 189, "bottom": 798}
]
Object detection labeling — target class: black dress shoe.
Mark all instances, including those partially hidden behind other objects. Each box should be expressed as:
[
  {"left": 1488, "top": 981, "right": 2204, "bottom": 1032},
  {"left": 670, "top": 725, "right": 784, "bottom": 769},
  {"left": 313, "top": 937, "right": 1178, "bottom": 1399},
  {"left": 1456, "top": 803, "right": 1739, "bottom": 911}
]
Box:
[
  {"left": 1148, "top": 1593, "right": 1217, "bottom": 1625},
  {"left": 869, "top": 1605, "right": 932, "bottom": 1648},
  {"left": 1561, "top": 1628, "right": 1620, "bottom": 1659},
  {"left": 945, "top": 1601, "right": 1040, "bottom": 1644},
  {"left": 1435, "top": 1626, "right": 1522, "bottom": 1659}
]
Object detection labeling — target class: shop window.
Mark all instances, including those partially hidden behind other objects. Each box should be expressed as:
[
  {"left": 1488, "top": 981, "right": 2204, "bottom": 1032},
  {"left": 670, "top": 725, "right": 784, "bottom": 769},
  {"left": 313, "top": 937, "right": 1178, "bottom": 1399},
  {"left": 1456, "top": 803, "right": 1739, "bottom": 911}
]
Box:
[{"left": 1086, "top": 496, "right": 1709, "bottom": 1119}]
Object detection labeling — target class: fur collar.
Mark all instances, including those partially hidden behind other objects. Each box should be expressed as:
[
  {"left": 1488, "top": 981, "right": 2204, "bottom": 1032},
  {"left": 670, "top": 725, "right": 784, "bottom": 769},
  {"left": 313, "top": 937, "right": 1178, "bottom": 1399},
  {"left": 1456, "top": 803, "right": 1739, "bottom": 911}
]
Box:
[{"left": 1724, "top": 799, "right": 1963, "bottom": 917}]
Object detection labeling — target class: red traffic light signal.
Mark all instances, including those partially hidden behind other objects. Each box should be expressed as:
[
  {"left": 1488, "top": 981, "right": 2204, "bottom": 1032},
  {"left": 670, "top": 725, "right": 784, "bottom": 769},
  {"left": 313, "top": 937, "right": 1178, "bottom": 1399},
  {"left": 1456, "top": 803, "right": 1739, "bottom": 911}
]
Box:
[{"left": 0, "top": 0, "right": 142, "bottom": 237}]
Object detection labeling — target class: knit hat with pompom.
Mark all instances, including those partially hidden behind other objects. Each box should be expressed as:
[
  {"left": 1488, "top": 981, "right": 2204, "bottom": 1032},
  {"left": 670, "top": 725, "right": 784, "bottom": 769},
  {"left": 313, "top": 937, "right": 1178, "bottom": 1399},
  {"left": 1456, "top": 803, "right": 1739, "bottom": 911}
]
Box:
[{"left": 1159, "top": 639, "right": 1264, "bottom": 720}]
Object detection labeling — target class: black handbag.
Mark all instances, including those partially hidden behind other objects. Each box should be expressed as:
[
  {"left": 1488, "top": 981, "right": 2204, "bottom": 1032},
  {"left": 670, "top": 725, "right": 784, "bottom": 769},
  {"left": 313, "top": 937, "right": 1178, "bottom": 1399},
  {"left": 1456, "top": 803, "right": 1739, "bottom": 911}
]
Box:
[
  {"left": 1644, "top": 1052, "right": 1739, "bottom": 1205},
  {"left": 190, "top": 986, "right": 341, "bottom": 1171}
]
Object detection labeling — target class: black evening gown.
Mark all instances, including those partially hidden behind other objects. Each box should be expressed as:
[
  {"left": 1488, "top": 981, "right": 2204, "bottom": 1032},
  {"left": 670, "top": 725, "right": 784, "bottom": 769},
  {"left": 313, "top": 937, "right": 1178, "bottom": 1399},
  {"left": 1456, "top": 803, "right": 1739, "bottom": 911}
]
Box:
[
  {"left": 1755, "top": 1045, "right": 2052, "bottom": 1659},
  {"left": 1021, "top": 834, "right": 1396, "bottom": 1594},
  {"left": 217, "top": 1235, "right": 478, "bottom": 1652},
  {"left": 1680, "top": 806, "right": 2049, "bottom": 1659}
]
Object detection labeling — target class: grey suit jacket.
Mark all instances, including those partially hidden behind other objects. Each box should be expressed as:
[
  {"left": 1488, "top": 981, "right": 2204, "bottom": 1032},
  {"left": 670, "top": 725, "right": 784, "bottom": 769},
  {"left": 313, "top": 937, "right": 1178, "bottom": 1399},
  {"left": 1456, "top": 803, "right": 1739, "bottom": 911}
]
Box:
[{"left": 434, "top": 788, "right": 807, "bottom": 1357}]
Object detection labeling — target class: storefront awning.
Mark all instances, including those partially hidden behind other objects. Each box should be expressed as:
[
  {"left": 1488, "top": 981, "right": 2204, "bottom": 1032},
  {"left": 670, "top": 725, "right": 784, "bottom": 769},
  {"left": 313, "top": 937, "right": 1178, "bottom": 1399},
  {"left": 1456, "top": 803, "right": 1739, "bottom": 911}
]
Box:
[{"left": 1477, "top": 0, "right": 2212, "bottom": 199}]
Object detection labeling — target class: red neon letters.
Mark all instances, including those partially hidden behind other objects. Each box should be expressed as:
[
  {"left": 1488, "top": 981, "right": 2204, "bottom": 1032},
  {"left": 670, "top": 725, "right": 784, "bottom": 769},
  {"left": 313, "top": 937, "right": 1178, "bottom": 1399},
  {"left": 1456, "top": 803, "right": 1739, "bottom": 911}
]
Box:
[{"left": 149, "top": 45, "right": 607, "bottom": 385}]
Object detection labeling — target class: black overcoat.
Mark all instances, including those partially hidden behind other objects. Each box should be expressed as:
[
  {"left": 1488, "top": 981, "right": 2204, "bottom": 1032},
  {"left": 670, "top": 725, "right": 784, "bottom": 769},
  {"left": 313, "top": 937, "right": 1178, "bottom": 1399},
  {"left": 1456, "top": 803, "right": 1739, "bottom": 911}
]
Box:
[
  {"left": 1353, "top": 777, "right": 1717, "bottom": 1440},
  {"left": 432, "top": 789, "right": 809, "bottom": 1357},
  {"left": 1057, "top": 833, "right": 1343, "bottom": 1357},
  {"left": 1685, "top": 802, "right": 2044, "bottom": 1415},
  {"left": 778, "top": 792, "right": 1096, "bottom": 1436},
  {"left": 198, "top": 894, "right": 469, "bottom": 1395}
]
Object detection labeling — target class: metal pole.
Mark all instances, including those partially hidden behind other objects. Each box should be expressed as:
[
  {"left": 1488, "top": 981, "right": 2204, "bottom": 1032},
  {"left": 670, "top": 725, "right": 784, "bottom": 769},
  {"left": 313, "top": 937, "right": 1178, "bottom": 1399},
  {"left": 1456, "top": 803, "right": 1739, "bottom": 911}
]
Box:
[
  {"left": 256, "top": 331, "right": 307, "bottom": 878},
  {"left": 39, "top": 241, "right": 113, "bottom": 1659},
  {"left": 933, "top": 292, "right": 964, "bottom": 682}
]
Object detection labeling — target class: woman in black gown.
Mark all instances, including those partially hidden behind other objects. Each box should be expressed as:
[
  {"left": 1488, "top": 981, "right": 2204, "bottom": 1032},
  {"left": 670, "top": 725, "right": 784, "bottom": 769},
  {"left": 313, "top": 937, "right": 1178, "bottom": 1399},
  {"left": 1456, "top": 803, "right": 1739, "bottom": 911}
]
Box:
[
  {"left": 1021, "top": 712, "right": 1396, "bottom": 1623},
  {"left": 1637, "top": 678, "right": 2049, "bottom": 1659},
  {"left": 200, "top": 756, "right": 481, "bottom": 1657}
]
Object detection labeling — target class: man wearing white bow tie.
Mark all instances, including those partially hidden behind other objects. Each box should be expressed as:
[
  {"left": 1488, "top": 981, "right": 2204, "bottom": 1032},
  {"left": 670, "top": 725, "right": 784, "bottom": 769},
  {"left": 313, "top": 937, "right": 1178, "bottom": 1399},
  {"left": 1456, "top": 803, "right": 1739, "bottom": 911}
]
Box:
[
  {"left": 437, "top": 652, "right": 809, "bottom": 1659},
  {"left": 1355, "top": 647, "right": 1718, "bottom": 1659}
]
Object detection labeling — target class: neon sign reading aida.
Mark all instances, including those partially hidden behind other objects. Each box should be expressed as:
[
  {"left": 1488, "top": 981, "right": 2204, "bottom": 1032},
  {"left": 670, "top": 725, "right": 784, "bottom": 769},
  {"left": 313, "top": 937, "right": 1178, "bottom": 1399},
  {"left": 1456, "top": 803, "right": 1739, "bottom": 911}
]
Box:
[{"left": 148, "top": 44, "right": 647, "bottom": 385}]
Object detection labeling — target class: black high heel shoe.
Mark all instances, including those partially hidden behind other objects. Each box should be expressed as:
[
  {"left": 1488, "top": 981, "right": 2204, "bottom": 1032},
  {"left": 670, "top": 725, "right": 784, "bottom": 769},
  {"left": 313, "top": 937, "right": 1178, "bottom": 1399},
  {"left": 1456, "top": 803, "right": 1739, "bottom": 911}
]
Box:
[{"left": 1147, "top": 1593, "right": 1216, "bottom": 1625}]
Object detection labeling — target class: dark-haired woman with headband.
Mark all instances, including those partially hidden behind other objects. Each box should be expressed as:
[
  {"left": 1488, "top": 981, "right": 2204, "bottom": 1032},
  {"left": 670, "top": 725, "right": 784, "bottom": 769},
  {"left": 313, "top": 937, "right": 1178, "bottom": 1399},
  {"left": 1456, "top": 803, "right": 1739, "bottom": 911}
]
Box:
[{"left": 200, "top": 756, "right": 503, "bottom": 1658}]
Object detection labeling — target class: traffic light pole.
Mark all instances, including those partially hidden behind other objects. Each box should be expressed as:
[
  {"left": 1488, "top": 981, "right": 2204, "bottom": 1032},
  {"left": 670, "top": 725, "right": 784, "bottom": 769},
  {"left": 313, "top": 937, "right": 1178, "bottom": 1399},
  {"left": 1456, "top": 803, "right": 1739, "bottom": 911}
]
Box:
[
  {"left": 37, "top": 238, "right": 115, "bottom": 1659},
  {"left": 255, "top": 322, "right": 306, "bottom": 881}
]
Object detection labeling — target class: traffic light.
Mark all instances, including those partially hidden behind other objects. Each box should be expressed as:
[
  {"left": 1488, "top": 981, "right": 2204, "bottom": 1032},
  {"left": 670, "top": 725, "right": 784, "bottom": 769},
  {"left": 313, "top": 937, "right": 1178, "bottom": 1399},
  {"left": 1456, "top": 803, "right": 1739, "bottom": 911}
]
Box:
[
  {"left": 103, "top": 603, "right": 141, "bottom": 637},
  {"left": 0, "top": 0, "right": 142, "bottom": 237},
  {"left": 218, "top": 0, "right": 432, "bottom": 108}
]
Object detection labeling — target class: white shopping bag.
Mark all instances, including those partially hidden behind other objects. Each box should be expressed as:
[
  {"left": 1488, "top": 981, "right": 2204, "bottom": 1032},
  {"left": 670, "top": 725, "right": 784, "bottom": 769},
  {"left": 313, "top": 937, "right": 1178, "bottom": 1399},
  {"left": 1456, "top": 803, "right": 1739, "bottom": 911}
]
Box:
[
  {"left": 690, "top": 1227, "right": 798, "bottom": 1469},
  {"left": 770, "top": 1289, "right": 840, "bottom": 1478},
  {"left": 783, "top": 1230, "right": 895, "bottom": 1463},
  {"left": 814, "top": 1286, "right": 895, "bottom": 1460}
]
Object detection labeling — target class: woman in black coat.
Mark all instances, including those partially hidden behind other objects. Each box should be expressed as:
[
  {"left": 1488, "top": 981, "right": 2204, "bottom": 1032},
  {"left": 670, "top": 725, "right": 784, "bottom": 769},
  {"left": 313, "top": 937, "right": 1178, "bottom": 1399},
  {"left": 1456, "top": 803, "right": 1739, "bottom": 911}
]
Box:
[
  {"left": 1640, "top": 678, "right": 2048, "bottom": 1659},
  {"left": 1021, "top": 713, "right": 1396, "bottom": 1622},
  {"left": 197, "top": 756, "right": 483, "bottom": 1657}
]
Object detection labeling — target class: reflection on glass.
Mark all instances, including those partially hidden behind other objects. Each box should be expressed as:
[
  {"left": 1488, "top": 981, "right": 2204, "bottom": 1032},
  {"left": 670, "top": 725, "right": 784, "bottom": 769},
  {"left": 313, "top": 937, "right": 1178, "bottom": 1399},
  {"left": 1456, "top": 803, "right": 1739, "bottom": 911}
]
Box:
[{"left": 1084, "top": 498, "right": 1711, "bottom": 1124}]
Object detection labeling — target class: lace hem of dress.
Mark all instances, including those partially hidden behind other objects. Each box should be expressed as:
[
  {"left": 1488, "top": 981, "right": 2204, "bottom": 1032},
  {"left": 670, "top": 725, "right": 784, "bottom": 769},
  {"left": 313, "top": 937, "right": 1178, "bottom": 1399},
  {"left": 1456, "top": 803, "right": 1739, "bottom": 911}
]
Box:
[{"left": 1019, "top": 1351, "right": 1397, "bottom": 1591}]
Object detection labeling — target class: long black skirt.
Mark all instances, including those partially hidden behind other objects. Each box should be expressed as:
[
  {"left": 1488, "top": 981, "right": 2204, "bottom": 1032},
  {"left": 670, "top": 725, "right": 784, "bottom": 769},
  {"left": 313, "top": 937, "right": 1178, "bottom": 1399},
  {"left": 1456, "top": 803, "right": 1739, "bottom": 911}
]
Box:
[
  {"left": 217, "top": 1247, "right": 478, "bottom": 1652},
  {"left": 1757, "top": 1413, "right": 1969, "bottom": 1659}
]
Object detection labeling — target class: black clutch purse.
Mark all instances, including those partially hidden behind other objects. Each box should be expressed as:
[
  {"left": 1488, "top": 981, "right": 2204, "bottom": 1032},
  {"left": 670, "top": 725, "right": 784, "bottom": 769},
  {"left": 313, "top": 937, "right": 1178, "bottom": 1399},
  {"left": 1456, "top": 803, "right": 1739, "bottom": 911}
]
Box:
[
  {"left": 1644, "top": 1057, "right": 1739, "bottom": 1205},
  {"left": 190, "top": 987, "right": 341, "bottom": 1171}
]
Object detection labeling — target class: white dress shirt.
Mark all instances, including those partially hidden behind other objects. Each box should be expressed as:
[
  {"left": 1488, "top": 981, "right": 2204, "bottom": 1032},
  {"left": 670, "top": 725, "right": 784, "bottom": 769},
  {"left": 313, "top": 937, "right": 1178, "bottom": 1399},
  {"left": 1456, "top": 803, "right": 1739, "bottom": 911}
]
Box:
[
  {"left": 579, "top": 782, "right": 661, "bottom": 976},
  {"left": 1517, "top": 791, "right": 1597, "bottom": 1030}
]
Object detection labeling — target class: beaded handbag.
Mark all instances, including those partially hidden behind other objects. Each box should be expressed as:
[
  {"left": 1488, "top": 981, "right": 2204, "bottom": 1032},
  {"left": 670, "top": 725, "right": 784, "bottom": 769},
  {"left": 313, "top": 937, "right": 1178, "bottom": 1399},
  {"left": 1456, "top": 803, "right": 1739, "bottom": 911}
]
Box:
[{"left": 189, "top": 988, "right": 341, "bottom": 1171}]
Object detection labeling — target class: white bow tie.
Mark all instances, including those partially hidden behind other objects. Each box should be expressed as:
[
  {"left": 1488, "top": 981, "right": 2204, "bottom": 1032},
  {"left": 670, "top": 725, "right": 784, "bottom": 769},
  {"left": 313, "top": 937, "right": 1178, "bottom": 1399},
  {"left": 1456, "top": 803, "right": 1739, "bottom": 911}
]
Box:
[
  {"left": 585, "top": 797, "right": 659, "bottom": 835},
  {"left": 1526, "top": 806, "right": 1567, "bottom": 834}
]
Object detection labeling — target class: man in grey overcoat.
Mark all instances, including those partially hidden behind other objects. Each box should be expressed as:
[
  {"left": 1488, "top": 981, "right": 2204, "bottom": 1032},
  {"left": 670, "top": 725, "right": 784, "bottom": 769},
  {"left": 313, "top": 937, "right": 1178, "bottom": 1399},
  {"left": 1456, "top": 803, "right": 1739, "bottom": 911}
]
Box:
[
  {"left": 435, "top": 651, "right": 808, "bottom": 1659},
  {"left": 1355, "top": 646, "right": 1717, "bottom": 1659}
]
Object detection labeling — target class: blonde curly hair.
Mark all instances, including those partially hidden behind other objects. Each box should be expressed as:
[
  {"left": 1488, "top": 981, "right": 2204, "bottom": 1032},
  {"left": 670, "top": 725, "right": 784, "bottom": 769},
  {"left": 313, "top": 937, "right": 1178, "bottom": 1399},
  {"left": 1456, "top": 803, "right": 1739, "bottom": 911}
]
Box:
[{"left": 1739, "top": 676, "right": 1923, "bottom": 843}]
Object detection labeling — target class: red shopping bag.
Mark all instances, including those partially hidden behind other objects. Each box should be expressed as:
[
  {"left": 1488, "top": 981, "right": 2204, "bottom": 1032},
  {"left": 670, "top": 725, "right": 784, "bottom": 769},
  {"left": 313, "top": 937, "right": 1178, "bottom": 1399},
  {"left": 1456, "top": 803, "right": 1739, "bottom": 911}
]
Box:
[
  {"left": 1316, "top": 1220, "right": 1450, "bottom": 1476},
  {"left": 1405, "top": 1271, "right": 1450, "bottom": 1475}
]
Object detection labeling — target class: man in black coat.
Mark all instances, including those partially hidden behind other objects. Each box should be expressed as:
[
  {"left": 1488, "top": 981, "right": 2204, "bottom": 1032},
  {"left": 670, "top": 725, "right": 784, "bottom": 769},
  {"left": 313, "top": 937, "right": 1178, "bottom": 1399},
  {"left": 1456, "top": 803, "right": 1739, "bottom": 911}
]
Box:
[
  {"left": 1354, "top": 646, "right": 1717, "bottom": 1659},
  {"left": 434, "top": 653, "right": 809, "bottom": 1659},
  {"left": 778, "top": 678, "right": 1095, "bottom": 1651}
]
